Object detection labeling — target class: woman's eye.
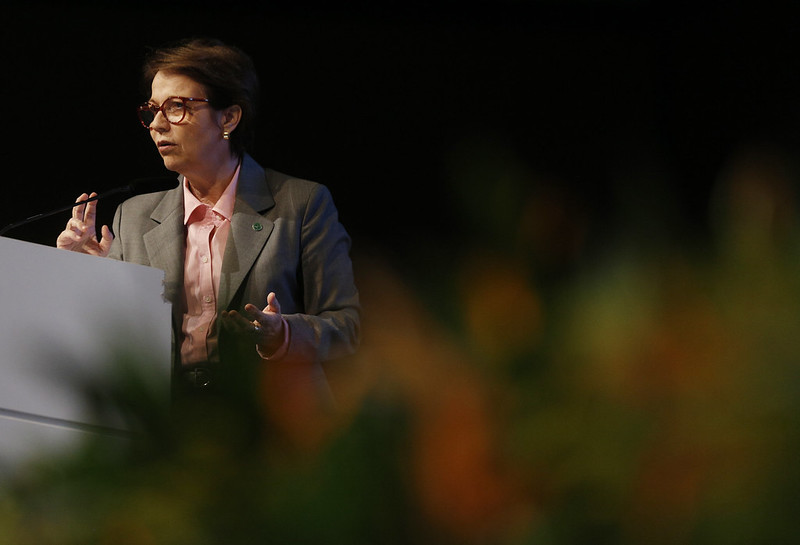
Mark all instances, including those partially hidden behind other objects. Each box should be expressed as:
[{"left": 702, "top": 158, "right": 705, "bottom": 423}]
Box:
[{"left": 165, "top": 100, "right": 185, "bottom": 113}]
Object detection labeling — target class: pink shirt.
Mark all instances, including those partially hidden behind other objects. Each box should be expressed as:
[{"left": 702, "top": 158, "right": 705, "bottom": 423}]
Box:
[{"left": 180, "top": 167, "right": 240, "bottom": 365}]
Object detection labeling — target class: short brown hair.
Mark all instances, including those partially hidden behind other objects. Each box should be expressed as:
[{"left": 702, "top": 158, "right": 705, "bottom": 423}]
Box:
[{"left": 143, "top": 38, "right": 259, "bottom": 157}]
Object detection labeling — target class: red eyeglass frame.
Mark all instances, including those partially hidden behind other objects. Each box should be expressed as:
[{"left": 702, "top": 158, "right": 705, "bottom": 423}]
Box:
[{"left": 137, "top": 96, "right": 211, "bottom": 128}]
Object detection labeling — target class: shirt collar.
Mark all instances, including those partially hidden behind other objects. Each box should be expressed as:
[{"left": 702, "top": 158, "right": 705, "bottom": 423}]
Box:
[{"left": 183, "top": 162, "right": 241, "bottom": 225}]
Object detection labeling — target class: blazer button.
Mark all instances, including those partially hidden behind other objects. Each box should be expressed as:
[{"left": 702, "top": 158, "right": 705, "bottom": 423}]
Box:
[{"left": 252, "top": 223, "right": 263, "bottom": 231}]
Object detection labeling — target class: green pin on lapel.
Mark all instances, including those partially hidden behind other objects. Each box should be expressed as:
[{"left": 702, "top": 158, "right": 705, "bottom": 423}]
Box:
[{"left": 252, "top": 222, "right": 263, "bottom": 231}]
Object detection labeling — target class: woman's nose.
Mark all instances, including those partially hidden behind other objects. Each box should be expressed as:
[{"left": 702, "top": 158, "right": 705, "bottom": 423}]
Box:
[{"left": 150, "top": 110, "right": 170, "bottom": 131}]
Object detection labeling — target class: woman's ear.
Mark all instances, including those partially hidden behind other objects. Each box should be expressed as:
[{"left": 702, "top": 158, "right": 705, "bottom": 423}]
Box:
[{"left": 221, "top": 105, "right": 242, "bottom": 134}]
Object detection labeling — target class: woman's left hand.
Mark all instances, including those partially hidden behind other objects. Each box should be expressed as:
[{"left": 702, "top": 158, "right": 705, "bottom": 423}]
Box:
[{"left": 222, "top": 292, "right": 286, "bottom": 357}]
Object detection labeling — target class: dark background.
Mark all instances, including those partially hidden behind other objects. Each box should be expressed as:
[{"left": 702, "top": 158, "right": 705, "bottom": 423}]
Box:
[{"left": 4, "top": 1, "right": 800, "bottom": 264}]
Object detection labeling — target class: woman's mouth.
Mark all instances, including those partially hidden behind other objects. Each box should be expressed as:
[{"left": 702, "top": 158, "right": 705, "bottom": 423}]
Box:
[{"left": 157, "top": 141, "right": 176, "bottom": 154}]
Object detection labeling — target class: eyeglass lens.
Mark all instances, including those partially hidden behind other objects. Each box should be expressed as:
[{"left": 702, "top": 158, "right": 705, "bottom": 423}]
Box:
[{"left": 138, "top": 98, "right": 188, "bottom": 128}]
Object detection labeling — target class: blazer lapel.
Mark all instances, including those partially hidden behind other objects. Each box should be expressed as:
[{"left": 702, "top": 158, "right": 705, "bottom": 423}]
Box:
[
  {"left": 218, "top": 155, "right": 275, "bottom": 311},
  {"left": 143, "top": 186, "right": 185, "bottom": 307}
]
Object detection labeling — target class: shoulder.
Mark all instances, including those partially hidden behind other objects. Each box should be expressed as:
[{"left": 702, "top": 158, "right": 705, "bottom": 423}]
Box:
[
  {"left": 239, "top": 154, "right": 337, "bottom": 217},
  {"left": 264, "top": 167, "right": 327, "bottom": 200},
  {"left": 264, "top": 169, "right": 339, "bottom": 225},
  {"left": 238, "top": 154, "right": 326, "bottom": 210}
]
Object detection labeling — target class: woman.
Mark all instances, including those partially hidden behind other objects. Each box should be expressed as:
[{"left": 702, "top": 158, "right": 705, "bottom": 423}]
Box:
[{"left": 57, "top": 38, "right": 360, "bottom": 399}]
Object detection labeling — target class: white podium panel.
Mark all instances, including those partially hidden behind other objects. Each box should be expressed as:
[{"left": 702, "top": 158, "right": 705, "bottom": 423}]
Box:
[{"left": 0, "top": 237, "right": 172, "bottom": 474}]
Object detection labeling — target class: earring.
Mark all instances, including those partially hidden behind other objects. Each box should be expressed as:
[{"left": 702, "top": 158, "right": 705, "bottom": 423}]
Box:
[{"left": 222, "top": 130, "right": 231, "bottom": 140}]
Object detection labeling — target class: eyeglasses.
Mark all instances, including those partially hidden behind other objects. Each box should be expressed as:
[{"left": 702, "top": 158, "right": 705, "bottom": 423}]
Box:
[{"left": 137, "top": 96, "right": 210, "bottom": 128}]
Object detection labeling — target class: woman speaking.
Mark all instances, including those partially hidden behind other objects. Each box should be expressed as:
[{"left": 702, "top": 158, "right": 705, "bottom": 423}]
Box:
[{"left": 57, "top": 38, "right": 360, "bottom": 402}]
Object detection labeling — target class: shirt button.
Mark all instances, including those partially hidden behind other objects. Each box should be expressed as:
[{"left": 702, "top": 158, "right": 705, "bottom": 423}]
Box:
[
  {"left": 201, "top": 255, "right": 209, "bottom": 263},
  {"left": 203, "top": 295, "right": 212, "bottom": 303}
]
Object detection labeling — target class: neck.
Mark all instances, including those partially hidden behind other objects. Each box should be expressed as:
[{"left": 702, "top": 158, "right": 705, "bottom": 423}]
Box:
[{"left": 185, "top": 153, "right": 240, "bottom": 206}]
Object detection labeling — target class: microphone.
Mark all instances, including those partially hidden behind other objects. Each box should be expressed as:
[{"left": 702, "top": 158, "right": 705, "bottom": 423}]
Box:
[{"left": 0, "top": 177, "right": 178, "bottom": 237}]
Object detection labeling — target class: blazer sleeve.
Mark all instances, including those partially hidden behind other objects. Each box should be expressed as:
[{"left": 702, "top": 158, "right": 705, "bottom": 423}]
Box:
[{"left": 282, "top": 183, "right": 360, "bottom": 365}]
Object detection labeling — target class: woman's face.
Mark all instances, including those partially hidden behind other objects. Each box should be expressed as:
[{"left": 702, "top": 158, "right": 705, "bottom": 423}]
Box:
[{"left": 147, "top": 71, "right": 229, "bottom": 178}]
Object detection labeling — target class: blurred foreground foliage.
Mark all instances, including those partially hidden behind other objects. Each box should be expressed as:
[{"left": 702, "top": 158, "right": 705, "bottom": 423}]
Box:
[{"left": 3, "top": 143, "right": 800, "bottom": 544}]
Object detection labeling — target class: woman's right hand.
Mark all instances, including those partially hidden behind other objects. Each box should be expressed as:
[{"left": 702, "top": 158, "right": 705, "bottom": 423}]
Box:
[{"left": 56, "top": 193, "right": 113, "bottom": 257}]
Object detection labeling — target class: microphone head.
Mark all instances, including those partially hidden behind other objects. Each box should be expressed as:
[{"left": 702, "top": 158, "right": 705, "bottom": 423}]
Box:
[{"left": 128, "top": 177, "right": 179, "bottom": 195}]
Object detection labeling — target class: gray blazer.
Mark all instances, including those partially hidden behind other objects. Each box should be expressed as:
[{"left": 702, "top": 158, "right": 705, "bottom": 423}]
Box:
[{"left": 107, "top": 154, "right": 360, "bottom": 373}]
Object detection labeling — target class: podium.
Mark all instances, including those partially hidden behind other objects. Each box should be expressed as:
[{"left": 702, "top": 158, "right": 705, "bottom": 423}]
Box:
[{"left": 0, "top": 237, "right": 172, "bottom": 476}]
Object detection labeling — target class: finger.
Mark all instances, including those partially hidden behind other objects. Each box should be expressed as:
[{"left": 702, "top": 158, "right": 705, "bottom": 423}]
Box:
[
  {"left": 221, "top": 309, "right": 255, "bottom": 332},
  {"left": 72, "top": 193, "right": 89, "bottom": 222},
  {"left": 83, "top": 193, "right": 99, "bottom": 225},
  {"left": 98, "top": 225, "right": 114, "bottom": 255},
  {"left": 266, "top": 292, "right": 281, "bottom": 314},
  {"left": 56, "top": 229, "right": 82, "bottom": 249},
  {"left": 243, "top": 303, "right": 267, "bottom": 323},
  {"left": 67, "top": 218, "right": 87, "bottom": 237},
  {"left": 64, "top": 229, "right": 83, "bottom": 242}
]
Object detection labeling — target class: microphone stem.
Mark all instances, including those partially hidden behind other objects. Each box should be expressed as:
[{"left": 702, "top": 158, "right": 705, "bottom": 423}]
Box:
[{"left": 0, "top": 186, "right": 129, "bottom": 237}]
